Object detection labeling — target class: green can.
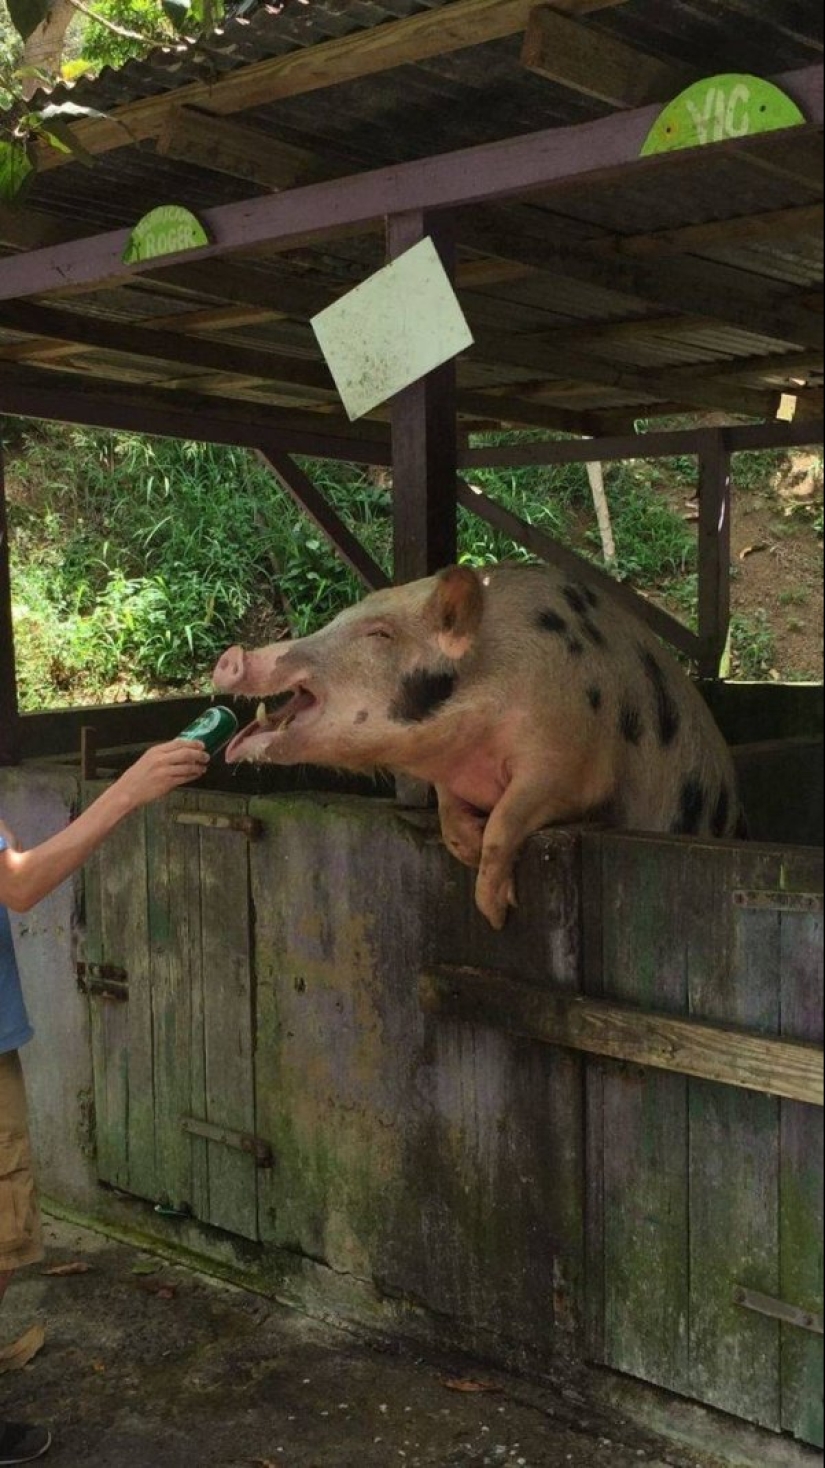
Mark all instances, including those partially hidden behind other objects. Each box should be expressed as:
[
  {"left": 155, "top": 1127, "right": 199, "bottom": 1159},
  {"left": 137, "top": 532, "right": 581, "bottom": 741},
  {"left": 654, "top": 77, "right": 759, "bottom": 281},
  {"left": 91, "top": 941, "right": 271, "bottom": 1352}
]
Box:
[{"left": 176, "top": 705, "right": 239, "bottom": 757}]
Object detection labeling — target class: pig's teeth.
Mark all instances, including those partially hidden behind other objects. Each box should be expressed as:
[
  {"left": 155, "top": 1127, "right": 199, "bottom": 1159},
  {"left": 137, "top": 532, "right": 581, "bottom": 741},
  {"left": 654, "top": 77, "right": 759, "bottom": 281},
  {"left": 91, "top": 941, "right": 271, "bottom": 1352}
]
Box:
[{"left": 256, "top": 702, "right": 268, "bottom": 727}]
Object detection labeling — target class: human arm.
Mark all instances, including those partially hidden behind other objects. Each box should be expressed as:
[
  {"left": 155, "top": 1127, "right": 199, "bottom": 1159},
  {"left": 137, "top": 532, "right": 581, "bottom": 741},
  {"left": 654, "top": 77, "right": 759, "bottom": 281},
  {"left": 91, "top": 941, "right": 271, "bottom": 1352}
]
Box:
[{"left": 0, "top": 739, "right": 209, "bottom": 913}]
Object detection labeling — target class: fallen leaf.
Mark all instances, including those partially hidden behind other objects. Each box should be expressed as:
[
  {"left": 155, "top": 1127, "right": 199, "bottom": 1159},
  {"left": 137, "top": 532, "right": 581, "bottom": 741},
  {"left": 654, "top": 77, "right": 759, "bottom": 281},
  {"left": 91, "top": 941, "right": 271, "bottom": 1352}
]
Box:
[
  {"left": 131, "top": 1260, "right": 159, "bottom": 1276},
  {"left": 0, "top": 1324, "right": 46, "bottom": 1374},
  {"left": 739, "top": 543, "right": 767, "bottom": 560},
  {"left": 42, "top": 1261, "right": 92, "bottom": 1277},
  {"left": 442, "top": 1377, "right": 503, "bottom": 1395}
]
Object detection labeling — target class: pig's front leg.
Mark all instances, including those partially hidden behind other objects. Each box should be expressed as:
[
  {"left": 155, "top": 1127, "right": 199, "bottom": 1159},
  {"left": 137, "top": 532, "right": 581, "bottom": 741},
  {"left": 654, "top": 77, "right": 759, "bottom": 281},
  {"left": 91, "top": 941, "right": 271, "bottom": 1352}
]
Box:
[
  {"left": 436, "top": 786, "right": 487, "bottom": 869},
  {"left": 476, "top": 779, "right": 583, "bottom": 930}
]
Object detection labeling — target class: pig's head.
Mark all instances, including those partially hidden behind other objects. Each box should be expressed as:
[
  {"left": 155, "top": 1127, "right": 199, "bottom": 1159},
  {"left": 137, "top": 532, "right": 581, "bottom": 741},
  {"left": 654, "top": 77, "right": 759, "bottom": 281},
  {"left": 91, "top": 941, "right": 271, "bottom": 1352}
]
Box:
[{"left": 213, "top": 566, "right": 484, "bottom": 773}]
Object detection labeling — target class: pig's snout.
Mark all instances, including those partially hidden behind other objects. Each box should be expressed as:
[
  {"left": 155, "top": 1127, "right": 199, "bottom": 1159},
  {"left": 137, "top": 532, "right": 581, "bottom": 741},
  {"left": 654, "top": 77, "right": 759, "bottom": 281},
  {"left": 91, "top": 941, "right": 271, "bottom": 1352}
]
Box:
[{"left": 213, "top": 645, "right": 247, "bottom": 692}]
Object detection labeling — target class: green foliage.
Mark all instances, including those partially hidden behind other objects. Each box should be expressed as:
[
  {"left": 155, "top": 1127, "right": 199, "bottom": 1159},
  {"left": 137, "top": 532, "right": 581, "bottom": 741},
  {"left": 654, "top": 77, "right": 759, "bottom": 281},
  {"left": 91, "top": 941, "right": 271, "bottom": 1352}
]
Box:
[
  {"left": 76, "top": 0, "right": 177, "bottom": 71},
  {"left": 729, "top": 610, "right": 777, "bottom": 681}
]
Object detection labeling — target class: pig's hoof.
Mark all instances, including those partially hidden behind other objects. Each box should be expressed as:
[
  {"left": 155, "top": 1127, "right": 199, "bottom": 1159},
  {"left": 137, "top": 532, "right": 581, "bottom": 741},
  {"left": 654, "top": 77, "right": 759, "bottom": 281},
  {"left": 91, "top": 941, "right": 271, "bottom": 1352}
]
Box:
[{"left": 475, "top": 878, "right": 513, "bottom": 930}]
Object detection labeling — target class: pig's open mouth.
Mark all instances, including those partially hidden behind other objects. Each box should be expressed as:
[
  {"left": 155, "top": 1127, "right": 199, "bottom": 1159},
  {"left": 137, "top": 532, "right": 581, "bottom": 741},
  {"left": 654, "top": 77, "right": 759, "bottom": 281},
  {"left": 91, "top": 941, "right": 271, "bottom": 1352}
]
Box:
[{"left": 225, "top": 683, "right": 321, "bottom": 762}]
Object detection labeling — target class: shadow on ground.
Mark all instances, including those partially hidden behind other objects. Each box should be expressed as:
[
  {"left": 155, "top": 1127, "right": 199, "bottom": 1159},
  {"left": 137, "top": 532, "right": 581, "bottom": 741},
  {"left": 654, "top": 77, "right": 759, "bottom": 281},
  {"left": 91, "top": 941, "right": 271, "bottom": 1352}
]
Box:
[{"left": 0, "top": 1218, "right": 718, "bottom": 1468}]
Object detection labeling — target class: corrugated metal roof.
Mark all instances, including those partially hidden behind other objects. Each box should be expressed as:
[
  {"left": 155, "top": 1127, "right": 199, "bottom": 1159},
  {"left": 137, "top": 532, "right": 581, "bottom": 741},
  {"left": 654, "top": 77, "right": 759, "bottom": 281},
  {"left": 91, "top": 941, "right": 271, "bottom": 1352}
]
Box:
[{"left": 2, "top": 0, "right": 822, "bottom": 434}]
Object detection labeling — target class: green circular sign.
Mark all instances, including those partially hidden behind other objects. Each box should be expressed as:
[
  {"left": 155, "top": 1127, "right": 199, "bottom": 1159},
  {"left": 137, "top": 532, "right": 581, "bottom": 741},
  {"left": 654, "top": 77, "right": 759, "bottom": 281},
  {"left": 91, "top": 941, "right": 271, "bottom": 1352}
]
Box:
[
  {"left": 641, "top": 74, "right": 806, "bottom": 156},
  {"left": 123, "top": 205, "right": 210, "bottom": 264}
]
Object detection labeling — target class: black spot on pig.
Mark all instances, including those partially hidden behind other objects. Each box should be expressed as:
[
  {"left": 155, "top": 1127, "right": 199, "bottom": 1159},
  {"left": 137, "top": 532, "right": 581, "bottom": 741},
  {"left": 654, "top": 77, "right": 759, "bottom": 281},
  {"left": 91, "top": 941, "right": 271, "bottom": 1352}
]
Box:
[
  {"left": 640, "top": 649, "right": 680, "bottom": 747},
  {"left": 562, "top": 585, "right": 589, "bottom": 617},
  {"left": 673, "top": 775, "right": 705, "bottom": 835},
  {"left": 538, "top": 608, "right": 568, "bottom": 635},
  {"left": 390, "top": 669, "right": 457, "bottom": 724},
  {"left": 587, "top": 685, "right": 603, "bottom": 712},
  {"left": 566, "top": 636, "right": 585, "bottom": 658},
  {"left": 581, "top": 617, "right": 606, "bottom": 647},
  {"left": 354, "top": 709, "right": 370, "bottom": 725},
  {"left": 711, "top": 784, "right": 730, "bottom": 837},
  {"left": 619, "top": 701, "right": 643, "bottom": 745}
]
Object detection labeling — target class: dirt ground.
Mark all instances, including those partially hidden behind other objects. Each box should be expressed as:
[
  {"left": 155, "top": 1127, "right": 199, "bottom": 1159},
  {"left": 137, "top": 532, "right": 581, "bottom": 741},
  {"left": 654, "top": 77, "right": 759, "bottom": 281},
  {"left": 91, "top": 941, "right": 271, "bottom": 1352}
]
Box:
[{"left": 0, "top": 1218, "right": 724, "bottom": 1468}]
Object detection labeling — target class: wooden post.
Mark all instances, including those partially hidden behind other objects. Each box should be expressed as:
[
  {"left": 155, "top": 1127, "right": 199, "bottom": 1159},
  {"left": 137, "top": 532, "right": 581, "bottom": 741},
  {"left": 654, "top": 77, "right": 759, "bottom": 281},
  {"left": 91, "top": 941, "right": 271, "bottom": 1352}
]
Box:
[
  {"left": 388, "top": 210, "right": 458, "bottom": 583},
  {"left": 697, "top": 430, "right": 732, "bottom": 680},
  {"left": 0, "top": 442, "right": 20, "bottom": 766}
]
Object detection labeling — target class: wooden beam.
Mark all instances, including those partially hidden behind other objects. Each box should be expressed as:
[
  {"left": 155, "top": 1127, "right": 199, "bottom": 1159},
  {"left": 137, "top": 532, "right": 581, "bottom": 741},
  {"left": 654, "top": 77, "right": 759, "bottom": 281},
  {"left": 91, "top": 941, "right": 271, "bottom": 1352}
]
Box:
[
  {"left": 464, "top": 204, "right": 823, "bottom": 349},
  {"left": 697, "top": 433, "right": 732, "bottom": 681},
  {"left": 458, "top": 417, "right": 824, "bottom": 468},
  {"left": 456, "top": 476, "right": 700, "bottom": 658},
  {"left": 522, "top": 4, "right": 694, "bottom": 108},
  {"left": 256, "top": 450, "right": 390, "bottom": 592},
  {"left": 2, "top": 62, "right": 818, "bottom": 304},
  {"left": 0, "top": 301, "right": 335, "bottom": 394},
  {"left": 589, "top": 202, "right": 825, "bottom": 259},
  {"left": 390, "top": 212, "right": 458, "bottom": 581},
  {"left": 0, "top": 444, "right": 20, "bottom": 766},
  {"left": 0, "top": 367, "right": 393, "bottom": 465},
  {"left": 419, "top": 967, "right": 824, "bottom": 1106},
  {"left": 156, "top": 106, "right": 332, "bottom": 191},
  {"left": 32, "top": 0, "right": 628, "bottom": 173}
]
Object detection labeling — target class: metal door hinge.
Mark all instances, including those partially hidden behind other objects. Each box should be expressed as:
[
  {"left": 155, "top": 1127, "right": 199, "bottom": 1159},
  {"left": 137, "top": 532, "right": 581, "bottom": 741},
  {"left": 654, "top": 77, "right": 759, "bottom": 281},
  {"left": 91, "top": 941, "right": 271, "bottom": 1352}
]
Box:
[
  {"left": 77, "top": 963, "right": 129, "bottom": 1001},
  {"left": 733, "top": 890, "right": 822, "bottom": 914},
  {"left": 734, "top": 1286, "right": 823, "bottom": 1335},
  {"left": 181, "top": 1116, "right": 273, "bottom": 1168},
  {"left": 174, "top": 812, "right": 262, "bottom": 838}
]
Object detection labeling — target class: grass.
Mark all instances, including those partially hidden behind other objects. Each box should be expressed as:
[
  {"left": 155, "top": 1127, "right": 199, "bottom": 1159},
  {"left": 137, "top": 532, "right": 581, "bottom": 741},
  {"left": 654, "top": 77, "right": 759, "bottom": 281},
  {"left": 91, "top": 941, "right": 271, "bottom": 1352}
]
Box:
[{"left": 2, "top": 420, "right": 812, "bottom": 711}]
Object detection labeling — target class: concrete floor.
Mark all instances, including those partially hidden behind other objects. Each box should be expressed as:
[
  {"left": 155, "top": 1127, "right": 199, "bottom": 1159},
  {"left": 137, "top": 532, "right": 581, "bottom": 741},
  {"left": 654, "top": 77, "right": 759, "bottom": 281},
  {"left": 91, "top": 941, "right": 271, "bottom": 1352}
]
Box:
[{"left": 0, "top": 1218, "right": 722, "bottom": 1468}]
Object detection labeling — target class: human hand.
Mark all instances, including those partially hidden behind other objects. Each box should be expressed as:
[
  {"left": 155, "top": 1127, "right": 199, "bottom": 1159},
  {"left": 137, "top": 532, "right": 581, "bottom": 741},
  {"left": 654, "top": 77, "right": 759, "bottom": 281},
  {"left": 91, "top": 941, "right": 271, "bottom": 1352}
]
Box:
[{"left": 113, "top": 740, "right": 210, "bottom": 811}]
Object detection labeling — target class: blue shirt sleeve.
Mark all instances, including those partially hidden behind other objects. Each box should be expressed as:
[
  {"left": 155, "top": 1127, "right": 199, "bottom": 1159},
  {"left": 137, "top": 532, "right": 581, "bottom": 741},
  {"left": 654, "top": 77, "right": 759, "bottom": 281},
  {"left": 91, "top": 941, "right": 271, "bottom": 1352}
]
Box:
[{"left": 0, "top": 831, "right": 35, "bottom": 1053}]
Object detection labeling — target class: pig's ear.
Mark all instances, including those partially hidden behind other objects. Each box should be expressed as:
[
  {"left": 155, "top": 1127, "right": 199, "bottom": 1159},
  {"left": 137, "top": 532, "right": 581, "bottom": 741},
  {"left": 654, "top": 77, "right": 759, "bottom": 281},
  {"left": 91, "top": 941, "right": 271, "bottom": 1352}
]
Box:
[{"left": 424, "top": 566, "right": 483, "bottom": 660}]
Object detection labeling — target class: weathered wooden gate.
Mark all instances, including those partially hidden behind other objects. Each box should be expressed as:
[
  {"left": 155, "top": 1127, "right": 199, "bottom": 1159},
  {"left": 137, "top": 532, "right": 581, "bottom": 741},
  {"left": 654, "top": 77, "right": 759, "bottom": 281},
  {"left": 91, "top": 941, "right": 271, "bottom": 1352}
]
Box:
[
  {"left": 82, "top": 785, "right": 262, "bottom": 1240},
  {"left": 581, "top": 834, "right": 823, "bottom": 1448},
  {"left": 81, "top": 788, "right": 823, "bottom": 1449}
]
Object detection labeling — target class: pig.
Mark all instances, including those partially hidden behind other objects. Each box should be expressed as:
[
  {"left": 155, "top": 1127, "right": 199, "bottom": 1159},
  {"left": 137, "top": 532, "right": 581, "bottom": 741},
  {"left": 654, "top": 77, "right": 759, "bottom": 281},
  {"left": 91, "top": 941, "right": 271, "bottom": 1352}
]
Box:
[{"left": 213, "top": 563, "right": 743, "bottom": 929}]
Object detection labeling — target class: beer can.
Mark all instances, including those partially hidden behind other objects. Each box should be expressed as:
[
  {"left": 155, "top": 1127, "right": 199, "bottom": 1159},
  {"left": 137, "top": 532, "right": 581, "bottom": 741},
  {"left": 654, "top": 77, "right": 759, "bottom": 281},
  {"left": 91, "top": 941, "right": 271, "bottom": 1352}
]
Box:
[{"left": 176, "top": 705, "right": 239, "bottom": 757}]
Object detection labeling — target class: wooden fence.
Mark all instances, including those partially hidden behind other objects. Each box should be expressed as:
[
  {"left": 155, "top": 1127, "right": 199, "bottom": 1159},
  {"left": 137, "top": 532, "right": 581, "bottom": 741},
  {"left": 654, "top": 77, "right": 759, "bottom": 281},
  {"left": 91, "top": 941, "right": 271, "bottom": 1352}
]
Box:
[{"left": 77, "top": 789, "right": 823, "bottom": 1448}]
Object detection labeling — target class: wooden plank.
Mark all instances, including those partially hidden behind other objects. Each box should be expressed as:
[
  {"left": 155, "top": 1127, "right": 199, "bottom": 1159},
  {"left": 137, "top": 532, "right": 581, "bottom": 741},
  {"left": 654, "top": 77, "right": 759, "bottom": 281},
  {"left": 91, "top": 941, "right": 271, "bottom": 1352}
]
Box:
[
  {"left": 0, "top": 368, "right": 393, "bottom": 465},
  {"left": 145, "top": 797, "right": 195, "bottom": 1214},
  {"left": 257, "top": 449, "right": 390, "bottom": 591},
  {"left": 456, "top": 476, "right": 701, "bottom": 659},
  {"left": 419, "top": 968, "right": 823, "bottom": 1104},
  {"left": 0, "top": 301, "right": 336, "bottom": 395},
  {"left": 779, "top": 894, "right": 824, "bottom": 1448},
  {"left": 31, "top": 0, "right": 628, "bottom": 172},
  {"left": 156, "top": 106, "right": 331, "bottom": 191},
  {"left": 732, "top": 738, "right": 824, "bottom": 846},
  {"left": 589, "top": 202, "right": 825, "bottom": 259},
  {"left": 0, "top": 445, "right": 20, "bottom": 766},
  {"left": 588, "top": 836, "right": 692, "bottom": 1395},
  {"left": 82, "top": 779, "right": 129, "bottom": 1191},
  {"left": 464, "top": 206, "right": 823, "bottom": 351},
  {"left": 389, "top": 212, "right": 458, "bottom": 580},
  {"left": 687, "top": 845, "right": 782, "bottom": 1430},
  {"left": 3, "top": 62, "right": 819, "bottom": 303},
  {"left": 197, "top": 790, "right": 258, "bottom": 1241},
  {"left": 522, "top": 5, "right": 694, "bottom": 107},
  {"left": 459, "top": 416, "right": 825, "bottom": 469},
  {"left": 697, "top": 432, "right": 732, "bottom": 680},
  {"left": 99, "top": 803, "right": 155, "bottom": 1200}
]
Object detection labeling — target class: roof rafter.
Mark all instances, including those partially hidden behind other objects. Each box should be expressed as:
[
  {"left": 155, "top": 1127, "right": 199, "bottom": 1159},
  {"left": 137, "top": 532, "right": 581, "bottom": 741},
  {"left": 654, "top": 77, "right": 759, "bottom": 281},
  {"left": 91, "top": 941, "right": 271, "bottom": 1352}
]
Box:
[
  {"left": 1, "top": 62, "right": 820, "bottom": 310},
  {"left": 32, "top": 0, "right": 629, "bottom": 174}
]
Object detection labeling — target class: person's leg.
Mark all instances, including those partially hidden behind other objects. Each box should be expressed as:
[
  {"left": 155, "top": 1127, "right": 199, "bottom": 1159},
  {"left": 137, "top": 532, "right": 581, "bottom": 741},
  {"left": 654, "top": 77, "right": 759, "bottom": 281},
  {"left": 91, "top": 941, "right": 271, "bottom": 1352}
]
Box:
[{"left": 0, "top": 1053, "right": 51, "bottom": 1464}]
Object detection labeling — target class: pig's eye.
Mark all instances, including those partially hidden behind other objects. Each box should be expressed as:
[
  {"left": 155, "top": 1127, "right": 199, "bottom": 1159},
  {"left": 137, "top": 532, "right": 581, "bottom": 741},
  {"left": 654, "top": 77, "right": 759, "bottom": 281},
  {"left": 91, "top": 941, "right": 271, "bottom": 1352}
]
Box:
[{"left": 367, "top": 628, "right": 393, "bottom": 641}]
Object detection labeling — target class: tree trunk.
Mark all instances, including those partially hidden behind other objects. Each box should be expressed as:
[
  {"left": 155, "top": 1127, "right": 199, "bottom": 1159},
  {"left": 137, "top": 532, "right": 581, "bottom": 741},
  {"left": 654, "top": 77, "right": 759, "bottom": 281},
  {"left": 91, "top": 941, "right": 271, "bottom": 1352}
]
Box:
[{"left": 21, "top": 0, "right": 77, "bottom": 99}]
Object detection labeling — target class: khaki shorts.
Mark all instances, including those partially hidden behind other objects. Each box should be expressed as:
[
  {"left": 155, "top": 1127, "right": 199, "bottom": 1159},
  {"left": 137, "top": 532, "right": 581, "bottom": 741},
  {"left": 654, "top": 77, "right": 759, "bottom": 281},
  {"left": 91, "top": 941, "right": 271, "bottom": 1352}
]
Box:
[{"left": 0, "top": 1051, "right": 43, "bottom": 1273}]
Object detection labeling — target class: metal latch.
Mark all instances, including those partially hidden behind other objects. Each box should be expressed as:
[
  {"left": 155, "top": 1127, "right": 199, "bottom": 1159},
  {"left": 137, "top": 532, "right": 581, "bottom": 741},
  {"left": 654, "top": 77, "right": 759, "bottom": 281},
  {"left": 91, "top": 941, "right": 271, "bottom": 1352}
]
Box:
[
  {"left": 733, "top": 890, "right": 822, "bottom": 914},
  {"left": 734, "top": 1286, "right": 823, "bottom": 1335},
  {"left": 180, "top": 1116, "right": 273, "bottom": 1168},
  {"left": 173, "top": 812, "right": 263, "bottom": 838},
  {"left": 77, "top": 963, "right": 129, "bottom": 1001}
]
